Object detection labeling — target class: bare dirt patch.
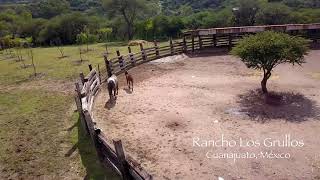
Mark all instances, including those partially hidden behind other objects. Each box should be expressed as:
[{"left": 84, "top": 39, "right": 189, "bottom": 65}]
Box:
[{"left": 93, "top": 50, "right": 320, "bottom": 179}]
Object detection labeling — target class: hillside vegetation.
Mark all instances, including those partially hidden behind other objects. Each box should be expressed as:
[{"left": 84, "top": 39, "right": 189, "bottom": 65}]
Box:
[{"left": 0, "top": 0, "right": 320, "bottom": 49}]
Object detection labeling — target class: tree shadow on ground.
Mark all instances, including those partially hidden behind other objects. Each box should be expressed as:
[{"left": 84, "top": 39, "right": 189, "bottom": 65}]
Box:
[
  {"left": 237, "top": 89, "right": 320, "bottom": 123},
  {"left": 76, "top": 117, "right": 120, "bottom": 180}
]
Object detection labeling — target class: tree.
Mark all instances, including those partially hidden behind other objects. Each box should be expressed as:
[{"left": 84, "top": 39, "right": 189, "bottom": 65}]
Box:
[
  {"left": 78, "top": 47, "right": 84, "bottom": 62},
  {"left": 256, "top": 3, "right": 293, "bottom": 25},
  {"left": 51, "top": 38, "right": 66, "bottom": 58},
  {"left": 103, "top": 0, "right": 148, "bottom": 40},
  {"left": 232, "top": 0, "right": 261, "bottom": 26},
  {"left": 232, "top": 31, "right": 309, "bottom": 94},
  {"left": 28, "top": 49, "right": 37, "bottom": 77},
  {"left": 30, "top": 0, "right": 70, "bottom": 19},
  {"left": 38, "top": 13, "right": 88, "bottom": 45},
  {"left": 97, "top": 28, "right": 113, "bottom": 42}
]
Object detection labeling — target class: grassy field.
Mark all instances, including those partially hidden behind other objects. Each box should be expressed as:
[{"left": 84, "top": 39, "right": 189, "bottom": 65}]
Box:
[
  {"left": 0, "top": 41, "right": 165, "bottom": 179},
  {"left": 0, "top": 42, "right": 168, "bottom": 85}
]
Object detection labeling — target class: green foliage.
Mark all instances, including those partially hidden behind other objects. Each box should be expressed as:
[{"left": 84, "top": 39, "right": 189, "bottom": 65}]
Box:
[
  {"left": 38, "top": 13, "right": 88, "bottom": 45},
  {"left": 97, "top": 27, "right": 112, "bottom": 41},
  {"left": 232, "top": 31, "right": 309, "bottom": 70},
  {"left": 1, "top": 0, "right": 320, "bottom": 45},
  {"left": 103, "top": 0, "right": 150, "bottom": 40},
  {"left": 183, "top": 9, "right": 233, "bottom": 29},
  {"left": 232, "top": 0, "right": 261, "bottom": 26},
  {"left": 76, "top": 32, "right": 98, "bottom": 44},
  {"left": 232, "top": 31, "right": 309, "bottom": 93},
  {"left": 30, "top": 0, "right": 70, "bottom": 19},
  {"left": 256, "top": 3, "right": 293, "bottom": 25}
]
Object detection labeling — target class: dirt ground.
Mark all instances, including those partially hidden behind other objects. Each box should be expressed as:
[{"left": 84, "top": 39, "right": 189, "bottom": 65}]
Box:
[{"left": 93, "top": 49, "right": 320, "bottom": 180}]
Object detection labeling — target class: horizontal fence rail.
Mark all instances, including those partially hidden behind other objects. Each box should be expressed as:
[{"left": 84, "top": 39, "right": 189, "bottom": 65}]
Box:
[
  {"left": 75, "top": 23, "right": 320, "bottom": 180},
  {"left": 185, "top": 23, "right": 320, "bottom": 35}
]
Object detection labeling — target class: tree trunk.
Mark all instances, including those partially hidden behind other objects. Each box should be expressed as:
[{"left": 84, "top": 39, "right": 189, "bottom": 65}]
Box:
[
  {"left": 127, "top": 24, "right": 133, "bottom": 40},
  {"left": 261, "top": 77, "right": 268, "bottom": 94},
  {"left": 121, "top": 10, "right": 134, "bottom": 40},
  {"left": 261, "top": 70, "right": 271, "bottom": 94}
]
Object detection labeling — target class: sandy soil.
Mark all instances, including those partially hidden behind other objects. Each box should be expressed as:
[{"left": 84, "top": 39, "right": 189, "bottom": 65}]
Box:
[{"left": 93, "top": 49, "right": 320, "bottom": 180}]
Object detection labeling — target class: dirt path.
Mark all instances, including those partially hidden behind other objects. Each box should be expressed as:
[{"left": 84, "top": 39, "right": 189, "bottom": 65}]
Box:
[{"left": 93, "top": 50, "right": 320, "bottom": 179}]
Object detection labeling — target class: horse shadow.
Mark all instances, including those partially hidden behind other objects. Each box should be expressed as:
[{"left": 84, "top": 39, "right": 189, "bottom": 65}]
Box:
[
  {"left": 123, "top": 87, "right": 132, "bottom": 94},
  {"left": 104, "top": 97, "right": 116, "bottom": 110}
]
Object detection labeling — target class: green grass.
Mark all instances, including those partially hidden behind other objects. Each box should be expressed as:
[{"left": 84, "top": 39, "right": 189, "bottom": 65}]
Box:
[
  {"left": 70, "top": 113, "right": 119, "bottom": 180},
  {"left": 0, "top": 89, "right": 119, "bottom": 179},
  {"left": 0, "top": 90, "right": 73, "bottom": 178},
  {"left": 0, "top": 42, "right": 169, "bottom": 85},
  {"left": 0, "top": 41, "right": 172, "bottom": 179}
]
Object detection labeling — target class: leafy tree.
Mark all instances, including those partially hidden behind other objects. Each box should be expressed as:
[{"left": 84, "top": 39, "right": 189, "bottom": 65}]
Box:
[
  {"left": 19, "top": 18, "right": 47, "bottom": 44},
  {"left": 30, "top": 0, "right": 70, "bottom": 19},
  {"left": 97, "top": 28, "right": 113, "bottom": 41},
  {"left": 256, "top": 3, "right": 293, "bottom": 25},
  {"left": 103, "top": 0, "right": 149, "bottom": 40},
  {"left": 232, "top": 31, "right": 309, "bottom": 94},
  {"left": 177, "top": 5, "right": 193, "bottom": 16},
  {"left": 38, "top": 13, "right": 88, "bottom": 45},
  {"left": 76, "top": 31, "right": 97, "bottom": 51},
  {"left": 27, "top": 49, "right": 37, "bottom": 77},
  {"left": 51, "top": 38, "right": 66, "bottom": 58},
  {"left": 153, "top": 15, "right": 170, "bottom": 39},
  {"left": 232, "top": 0, "right": 261, "bottom": 26},
  {"left": 167, "top": 17, "right": 184, "bottom": 37}
]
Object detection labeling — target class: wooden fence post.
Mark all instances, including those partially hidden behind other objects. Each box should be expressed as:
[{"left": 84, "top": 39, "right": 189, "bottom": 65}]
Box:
[
  {"left": 228, "top": 34, "right": 233, "bottom": 50},
  {"left": 154, "top": 41, "right": 160, "bottom": 58},
  {"left": 75, "top": 82, "right": 82, "bottom": 99},
  {"left": 140, "top": 43, "right": 147, "bottom": 61},
  {"left": 113, "top": 139, "right": 131, "bottom": 180},
  {"left": 74, "top": 92, "right": 89, "bottom": 136},
  {"left": 169, "top": 38, "right": 174, "bottom": 55},
  {"left": 117, "top": 50, "right": 125, "bottom": 71},
  {"left": 192, "top": 35, "right": 195, "bottom": 52},
  {"left": 88, "top": 64, "right": 93, "bottom": 71},
  {"left": 128, "top": 46, "right": 135, "bottom": 66},
  {"left": 198, "top": 35, "right": 203, "bottom": 50},
  {"left": 80, "top": 73, "right": 85, "bottom": 85},
  {"left": 183, "top": 36, "right": 187, "bottom": 53},
  {"left": 213, "top": 34, "right": 217, "bottom": 47},
  {"left": 104, "top": 55, "right": 112, "bottom": 77},
  {"left": 97, "top": 64, "right": 101, "bottom": 82}
]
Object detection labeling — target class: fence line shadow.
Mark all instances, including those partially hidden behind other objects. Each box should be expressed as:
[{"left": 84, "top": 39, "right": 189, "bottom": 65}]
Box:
[{"left": 76, "top": 117, "right": 120, "bottom": 180}]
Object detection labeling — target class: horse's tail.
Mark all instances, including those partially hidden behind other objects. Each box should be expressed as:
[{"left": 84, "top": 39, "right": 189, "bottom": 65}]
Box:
[{"left": 108, "top": 80, "right": 115, "bottom": 96}]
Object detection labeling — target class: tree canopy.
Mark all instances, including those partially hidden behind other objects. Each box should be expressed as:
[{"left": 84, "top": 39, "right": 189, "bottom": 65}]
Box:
[{"left": 232, "top": 31, "right": 309, "bottom": 94}]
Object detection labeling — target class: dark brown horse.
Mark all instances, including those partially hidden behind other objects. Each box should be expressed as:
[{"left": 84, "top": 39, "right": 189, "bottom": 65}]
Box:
[{"left": 107, "top": 74, "right": 118, "bottom": 100}]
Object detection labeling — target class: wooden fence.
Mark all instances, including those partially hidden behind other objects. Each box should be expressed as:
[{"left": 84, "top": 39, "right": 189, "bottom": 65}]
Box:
[
  {"left": 104, "top": 23, "right": 320, "bottom": 76},
  {"left": 75, "top": 65, "right": 152, "bottom": 180},
  {"left": 75, "top": 23, "right": 320, "bottom": 180}
]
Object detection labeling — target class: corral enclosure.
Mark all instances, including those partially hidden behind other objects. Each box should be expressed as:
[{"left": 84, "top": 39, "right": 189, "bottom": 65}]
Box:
[
  {"left": 75, "top": 24, "right": 320, "bottom": 179},
  {"left": 93, "top": 50, "right": 320, "bottom": 179}
]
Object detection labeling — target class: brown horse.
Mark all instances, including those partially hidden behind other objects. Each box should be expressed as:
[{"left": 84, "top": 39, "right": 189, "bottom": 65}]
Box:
[
  {"left": 125, "top": 70, "right": 133, "bottom": 91},
  {"left": 107, "top": 74, "right": 118, "bottom": 100}
]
